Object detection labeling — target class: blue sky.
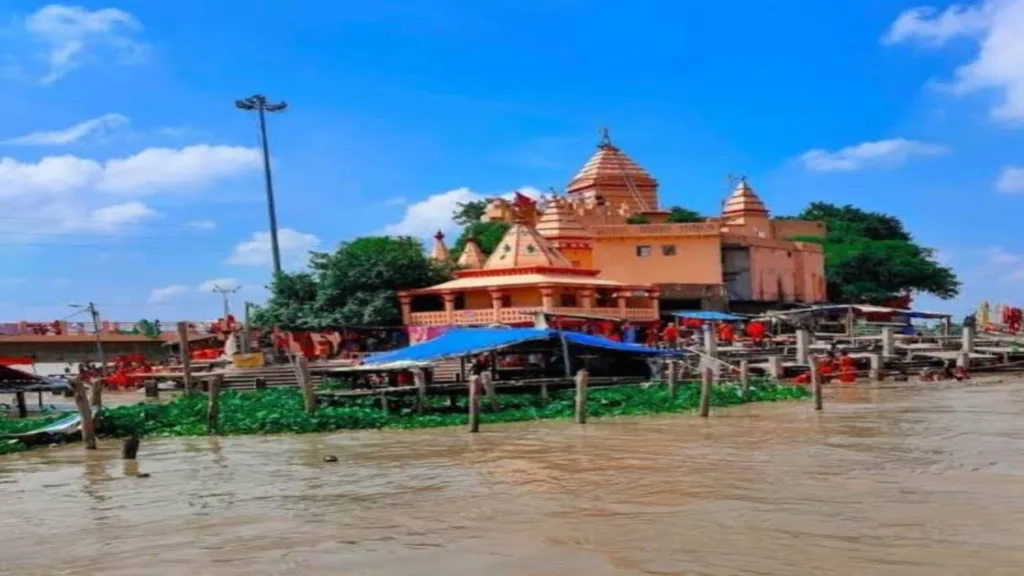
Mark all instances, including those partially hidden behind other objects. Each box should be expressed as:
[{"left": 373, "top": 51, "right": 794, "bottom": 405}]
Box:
[{"left": 0, "top": 0, "right": 1021, "bottom": 323}]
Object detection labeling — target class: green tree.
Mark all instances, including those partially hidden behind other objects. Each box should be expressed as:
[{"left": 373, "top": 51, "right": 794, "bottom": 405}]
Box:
[
  {"left": 789, "top": 202, "right": 959, "bottom": 303},
  {"left": 665, "top": 206, "right": 704, "bottom": 223},
  {"left": 251, "top": 236, "right": 453, "bottom": 328},
  {"left": 451, "top": 221, "right": 510, "bottom": 259},
  {"left": 452, "top": 199, "right": 489, "bottom": 227},
  {"left": 626, "top": 215, "right": 651, "bottom": 224}
]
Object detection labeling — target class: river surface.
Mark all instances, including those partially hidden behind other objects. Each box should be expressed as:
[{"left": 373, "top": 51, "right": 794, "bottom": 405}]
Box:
[{"left": 3, "top": 382, "right": 1023, "bottom": 575}]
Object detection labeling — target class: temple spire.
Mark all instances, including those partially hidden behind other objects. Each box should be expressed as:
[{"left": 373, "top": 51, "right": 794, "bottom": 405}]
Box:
[
  {"left": 429, "top": 230, "right": 451, "bottom": 262},
  {"left": 456, "top": 236, "right": 486, "bottom": 269}
]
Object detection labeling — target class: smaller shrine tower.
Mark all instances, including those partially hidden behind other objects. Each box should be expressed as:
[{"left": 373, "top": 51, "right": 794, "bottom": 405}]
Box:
[
  {"left": 535, "top": 196, "right": 594, "bottom": 269},
  {"left": 429, "top": 230, "right": 451, "bottom": 262},
  {"left": 721, "top": 177, "right": 771, "bottom": 233}
]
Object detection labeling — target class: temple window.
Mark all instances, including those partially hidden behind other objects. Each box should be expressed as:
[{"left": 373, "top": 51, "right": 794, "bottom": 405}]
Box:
[
  {"left": 559, "top": 292, "right": 578, "bottom": 307},
  {"left": 636, "top": 245, "right": 652, "bottom": 258},
  {"left": 661, "top": 244, "right": 677, "bottom": 256},
  {"left": 501, "top": 294, "right": 511, "bottom": 307},
  {"left": 454, "top": 294, "right": 466, "bottom": 309}
]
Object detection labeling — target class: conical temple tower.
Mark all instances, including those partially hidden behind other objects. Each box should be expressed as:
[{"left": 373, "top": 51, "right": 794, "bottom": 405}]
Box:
[
  {"left": 565, "top": 128, "right": 659, "bottom": 214},
  {"left": 722, "top": 177, "right": 770, "bottom": 229},
  {"left": 457, "top": 236, "right": 486, "bottom": 269},
  {"left": 429, "top": 230, "right": 451, "bottom": 262},
  {"left": 535, "top": 196, "right": 593, "bottom": 269}
]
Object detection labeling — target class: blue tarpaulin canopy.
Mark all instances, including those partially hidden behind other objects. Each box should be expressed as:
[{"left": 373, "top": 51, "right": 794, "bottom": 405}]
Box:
[
  {"left": 362, "top": 328, "right": 668, "bottom": 365},
  {"left": 670, "top": 310, "right": 744, "bottom": 322}
]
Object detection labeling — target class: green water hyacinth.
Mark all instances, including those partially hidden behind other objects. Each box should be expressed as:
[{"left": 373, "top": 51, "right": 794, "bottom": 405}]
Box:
[{"left": 94, "top": 381, "right": 808, "bottom": 439}]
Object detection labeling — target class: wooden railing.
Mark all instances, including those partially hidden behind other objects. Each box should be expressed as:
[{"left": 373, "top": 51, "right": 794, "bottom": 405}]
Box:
[{"left": 408, "top": 306, "right": 657, "bottom": 326}]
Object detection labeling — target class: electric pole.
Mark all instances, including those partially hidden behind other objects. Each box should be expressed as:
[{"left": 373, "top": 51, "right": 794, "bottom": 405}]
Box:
[
  {"left": 235, "top": 94, "right": 288, "bottom": 275},
  {"left": 71, "top": 302, "right": 107, "bottom": 407},
  {"left": 211, "top": 284, "right": 242, "bottom": 318}
]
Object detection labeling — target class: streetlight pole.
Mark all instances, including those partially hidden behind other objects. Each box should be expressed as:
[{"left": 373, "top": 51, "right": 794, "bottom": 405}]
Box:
[
  {"left": 235, "top": 94, "right": 288, "bottom": 275},
  {"left": 211, "top": 284, "right": 242, "bottom": 318}
]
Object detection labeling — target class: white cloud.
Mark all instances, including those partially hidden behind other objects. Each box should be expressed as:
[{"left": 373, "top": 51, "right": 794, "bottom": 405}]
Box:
[
  {"left": 88, "top": 201, "right": 159, "bottom": 228},
  {"left": 384, "top": 196, "right": 408, "bottom": 206},
  {"left": 981, "top": 245, "right": 1022, "bottom": 264},
  {"left": 97, "top": 145, "right": 261, "bottom": 193},
  {"left": 0, "top": 144, "right": 258, "bottom": 237},
  {"left": 227, "top": 228, "right": 321, "bottom": 267},
  {"left": 198, "top": 278, "right": 241, "bottom": 292},
  {"left": 995, "top": 165, "right": 1024, "bottom": 193},
  {"left": 26, "top": 4, "right": 147, "bottom": 84},
  {"left": 149, "top": 284, "right": 190, "bottom": 303},
  {"left": 798, "top": 139, "right": 948, "bottom": 172},
  {"left": 883, "top": 0, "right": 1024, "bottom": 122},
  {"left": 382, "top": 186, "right": 542, "bottom": 237},
  {"left": 187, "top": 219, "right": 217, "bottom": 230},
  {"left": 3, "top": 113, "right": 128, "bottom": 146}
]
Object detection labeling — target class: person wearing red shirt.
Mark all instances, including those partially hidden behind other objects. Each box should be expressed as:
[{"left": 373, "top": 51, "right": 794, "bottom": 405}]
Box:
[{"left": 662, "top": 323, "right": 679, "bottom": 348}]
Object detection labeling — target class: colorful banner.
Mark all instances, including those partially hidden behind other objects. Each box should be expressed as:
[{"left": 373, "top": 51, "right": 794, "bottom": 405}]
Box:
[{"left": 407, "top": 326, "right": 452, "bottom": 345}]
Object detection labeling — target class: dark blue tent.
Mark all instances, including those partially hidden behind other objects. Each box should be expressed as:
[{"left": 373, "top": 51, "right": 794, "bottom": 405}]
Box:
[{"left": 362, "top": 328, "right": 668, "bottom": 365}]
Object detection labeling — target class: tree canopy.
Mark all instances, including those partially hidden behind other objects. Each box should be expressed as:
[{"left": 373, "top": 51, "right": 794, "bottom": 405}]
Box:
[
  {"left": 665, "top": 206, "right": 704, "bottom": 223},
  {"left": 251, "top": 236, "right": 453, "bottom": 328},
  {"left": 789, "top": 202, "right": 959, "bottom": 303},
  {"left": 450, "top": 198, "right": 509, "bottom": 259}
]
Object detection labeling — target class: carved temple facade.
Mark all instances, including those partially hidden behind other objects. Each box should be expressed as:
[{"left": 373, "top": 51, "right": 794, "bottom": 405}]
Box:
[{"left": 402, "top": 131, "right": 827, "bottom": 327}]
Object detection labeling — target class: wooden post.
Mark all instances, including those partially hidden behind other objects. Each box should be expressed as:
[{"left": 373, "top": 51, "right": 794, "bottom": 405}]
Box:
[
  {"left": 14, "top": 392, "right": 27, "bottom": 418},
  {"left": 810, "top": 362, "right": 823, "bottom": 411},
  {"left": 869, "top": 354, "right": 883, "bottom": 381},
  {"left": 539, "top": 379, "right": 549, "bottom": 404},
  {"left": 666, "top": 360, "right": 677, "bottom": 398},
  {"left": 961, "top": 326, "right": 975, "bottom": 354},
  {"left": 559, "top": 332, "right": 572, "bottom": 377},
  {"left": 468, "top": 377, "right": 480, "bottom": 433},
  {"left": 574, "top": 367, "right": 589, "bottom": 424},
  {"left": 414, "top": 369, "right": 427, "bottom": 412},
  {"left": 767, "top": 356, "right": 783, "bottom": 380},
  {"left": 881, "top": 327, "right": 895, "bottom": 357},
  {"left": 296, "top": 356, "right": 316, "bottom": 414},
  {"left": 795, "top": 328, "right": 810, "bottom": 365},
  {"left": 70, "top": 378, "right": 96, "bottom": 450},
  {"left": 739, "top": 360, "right": 750, "bottom": 398},
  {"left": 699, "top": 367, "right": 712, "bottom": 418},
  {"left": 143, "top": 379, "right": 159, "bottom": 398},
  {"left": 121, "top": 436, "right": 140, "bottom": 460},
  {"left": 176, "top": 322, "right": 195, "bottom": 395},
  {"left": 207, "top": 375, "right": 223, "bottom": 434},
  {"left": 957, "top": 351, "right": 971, "bottom": 370},
  {"left": 254, "top": 377, "right": 266, "bottom": 392}
]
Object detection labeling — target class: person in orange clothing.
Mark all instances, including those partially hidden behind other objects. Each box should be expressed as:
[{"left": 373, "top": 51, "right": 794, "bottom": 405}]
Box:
[
  {"left": 662, "top": 323, "right": 679, "bottom": 349},
  {"left": 837, "top": 350, "right": 857, "bottom": 383},
  {"left": 717, "top": 322, "right": 735, "bottom": 345},
  {"left": 816, "top": 353, "right": 835, "bottom": 383},
  {"left": 745, "top": 321, "right": 766, "bottom": 346}
]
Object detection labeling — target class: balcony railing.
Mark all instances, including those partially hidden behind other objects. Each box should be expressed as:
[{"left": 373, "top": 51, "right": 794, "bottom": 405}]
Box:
[
  {"left": 0, "top": 320, "right": 215, "bottom": 337},
  {"left": 407, "top": 306, "right": 657, "bottom": 326}
]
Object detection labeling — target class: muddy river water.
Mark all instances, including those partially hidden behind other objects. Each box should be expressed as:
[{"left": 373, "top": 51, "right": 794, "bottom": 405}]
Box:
[{"left": 2, "top": 382, "right": 1023, "bottom": 575}]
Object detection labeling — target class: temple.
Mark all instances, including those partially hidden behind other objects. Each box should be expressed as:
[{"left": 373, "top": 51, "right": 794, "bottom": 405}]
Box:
[{"left": 402, "top": 130, "right": 827, "bottom": 328}]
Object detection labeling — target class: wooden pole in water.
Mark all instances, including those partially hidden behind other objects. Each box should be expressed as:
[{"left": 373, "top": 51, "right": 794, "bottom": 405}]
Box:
[
  {"left": 14, "top": 391, "right": 27, "bottom": 418},
  {"left": 699, "top": 367, "right": 712, "bottom": 417},
  {"left": 468, "top": 377, "right": 480, "bottom": 433},
  {"left": 739, "top": 360, "right": 750, "bottom": 399},
  {"left": 70, "top": 378, "right": 96, "bottom": 450},
  {"left": 574, "top": 367, "right": 589, "bottom": 424},
  {"left": 296, "top": 356, "right": 316, "bottom": 414},
  {"left": 176, "top": 322, "right": 195, "bottom": 395},
  {"left": 666, "top": 360, "right": 677, "bottom": 398},
  {"left": 121, "top": 436, "right": 140, "bottom": 460},
  {"left": 810, "top": 362, "right": 823, "bottom": 411},
  {"left": 207, "top": 375, "right": 223, "bottom": 434},
  {"left": 539, "top": 379, "right": 549, "bottom": 404},
  {"left": 414, "top": 369, "right": 427, "bottom": 412}
]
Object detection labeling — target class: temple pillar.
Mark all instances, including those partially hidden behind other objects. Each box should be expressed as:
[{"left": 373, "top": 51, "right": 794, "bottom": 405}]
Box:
[
  {"left": 540, "top": 287, "right": 555, "bottom": 312},
  {"left": 650, "top": 289, "right": 661, "bottom": 319},
  {"left": 580, "top": 289, "right": 594, "bottom": 311},
  {"left": 616, "top": 293, "right": 627, "bottom": 314},
  {"left": 489, "top": 290, "right": 505, "bottom": 321},
  {"left": 399, "top": 294, "right": 412, "bottom": 325},
  {"left": 442, "top": 292, "right": 456, "bottom": 324}
]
